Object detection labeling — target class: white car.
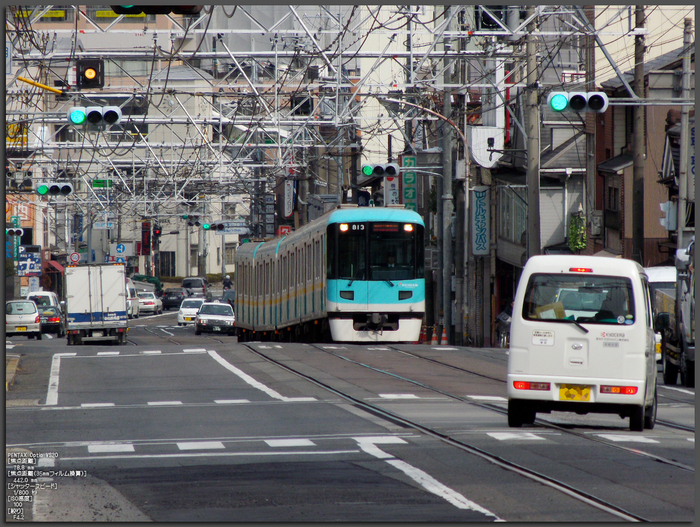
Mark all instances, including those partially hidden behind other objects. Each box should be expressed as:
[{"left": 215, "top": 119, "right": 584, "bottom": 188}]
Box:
[
  {"left": 6, "top": 299, "right": 42, "bottom": 340},
  {"left": 138, "top": 291, "right": 163, "bottom": 314},
  {"left": 195, "top": 301, "right": 236, "bottom": 336},
  {"left": 177, "top": 298, "right": 205, "bottom": 325}
]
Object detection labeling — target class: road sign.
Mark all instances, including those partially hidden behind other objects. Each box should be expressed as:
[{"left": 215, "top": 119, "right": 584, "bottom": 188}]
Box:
[
  {"left": 6, "top": 41, "right": 12, "bottom": 75},
  {"left": 18, "top": 251, "right": 41, "bottom": 277},
  {"left": 69, "top": 252, "right": 80, "bottom": 263},
  {"left": 93, "top": 221, "right": 115, "bottom": 230},
  {"left": 116, "top": 243, "right": 126, "bottom": 253},
  {"left": 92, "top": 179, "right": 113, "bottom": 188}
]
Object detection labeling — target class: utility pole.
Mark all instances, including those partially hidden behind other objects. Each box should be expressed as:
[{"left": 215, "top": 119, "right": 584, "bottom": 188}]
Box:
[
  {"left": 525, "top": 5, "right": 540, "bottom": 260},
  {"left": 442, "top": 5, "right": 454, "bottom": 344},
  {"left": 631, "top": 6, "right": 645, "bottom": 264},
  {"left": 677, "top": 17, "right": 693, "bottom": 254}
]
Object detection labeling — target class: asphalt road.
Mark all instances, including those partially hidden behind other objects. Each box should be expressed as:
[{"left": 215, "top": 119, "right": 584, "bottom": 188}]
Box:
[{"left": 5, "top": 309, "right": 695, "bottom": 522}]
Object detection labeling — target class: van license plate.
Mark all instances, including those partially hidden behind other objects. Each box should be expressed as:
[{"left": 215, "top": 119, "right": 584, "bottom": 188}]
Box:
[
  {"left": 17, "top": 326, "right": 27, "bottom": 331},
  {"left": 559, "top": 384, "right": 591, "bottom": 401}
]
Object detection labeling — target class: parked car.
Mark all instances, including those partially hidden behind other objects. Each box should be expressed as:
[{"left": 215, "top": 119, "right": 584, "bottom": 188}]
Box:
[
  {"left": 162, "top": 288, "right": 190, "bottom": 310},
  {"left": 138, "top": 291, "right": 163, "bottom": 314},
  {"left": 195, "top": 301, "right": 236, "bottom": 336},
  {"left": 38, "top": 305, "right": 67, "bottom": 337},
  {"left": 6, "top": 299, "right": 42, "bottom": 340},
  {"left": 177, "top": 298, "right": 205, "bottom": 326},
  {"left": 182, "top": 277, "right": 210, "bottom": 299},
  {"left": 126, "top": 277, "right": 140, "bottom": 319}
]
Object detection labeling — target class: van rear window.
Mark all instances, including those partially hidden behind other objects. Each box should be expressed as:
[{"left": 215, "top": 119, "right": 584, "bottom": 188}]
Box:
[{"left": 522, "top": 274, "right": 635, "bottom": 325}]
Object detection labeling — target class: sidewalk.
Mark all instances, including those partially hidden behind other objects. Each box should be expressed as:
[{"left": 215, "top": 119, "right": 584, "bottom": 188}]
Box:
[{"left": 6, "top": 354, "right": 20, "bottom": 392}]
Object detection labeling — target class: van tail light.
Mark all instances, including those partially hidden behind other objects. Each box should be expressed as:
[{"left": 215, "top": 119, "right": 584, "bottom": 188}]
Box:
[
  {"left": 513, "top": 381, "right": 550, "bottom": 391},
  {"left": 600, "top": 385, "right": 638, "bottom": 395}
]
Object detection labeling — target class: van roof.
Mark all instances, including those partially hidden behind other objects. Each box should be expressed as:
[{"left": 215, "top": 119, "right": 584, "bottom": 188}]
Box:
[
  {"left": 524, "top": 255, "right": 644, "bottom": 277},
  {"left": 643, "top": 266, "right": 676, "bottom": 283}
]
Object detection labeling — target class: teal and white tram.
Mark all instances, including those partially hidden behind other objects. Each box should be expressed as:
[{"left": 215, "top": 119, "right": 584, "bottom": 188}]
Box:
[{"left": 235, "top": 205, "right": 425, "bottom": 342}]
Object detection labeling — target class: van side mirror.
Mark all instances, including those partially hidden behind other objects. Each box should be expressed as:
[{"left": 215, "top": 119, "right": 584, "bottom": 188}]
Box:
[{"left": 655, "top": 312, "right": 670, "bottom": 332}]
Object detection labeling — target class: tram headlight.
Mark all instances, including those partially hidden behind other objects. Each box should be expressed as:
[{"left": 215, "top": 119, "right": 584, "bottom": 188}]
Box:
[
  {"left": 340, "top": 223, "right": 349, "bottom": 232},
  {"left": 403, "top": 224, "right": 414, "bottom": 232}
]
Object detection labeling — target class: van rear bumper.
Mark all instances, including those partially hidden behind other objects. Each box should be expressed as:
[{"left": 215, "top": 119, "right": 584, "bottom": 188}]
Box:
[
  {"left": 507, "top": 374, "right": 647, "bottom": 406},
  {"left": 509, "top": 398, "right": 643, "bottom": 418}
]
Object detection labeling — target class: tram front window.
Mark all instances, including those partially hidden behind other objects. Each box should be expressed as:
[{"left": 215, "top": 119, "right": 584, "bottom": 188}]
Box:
[
  {"left": 336, "top": 225, "right": 366, "bottom": 280},
  {"left": 369, "top": 223, "right": 422, "bottom": 281}
]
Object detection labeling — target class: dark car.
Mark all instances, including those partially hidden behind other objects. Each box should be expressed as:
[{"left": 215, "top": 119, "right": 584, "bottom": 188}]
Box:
[
  {"left": 162, "top": 288, "right": 190, "bottom": 310},
  {"left": 38, "top": 305, "right": 66, "bottom": 337},
  {"left": 182, "top": 277, "right": 210, "bottom": 300},
  {"left": 220, "top": 289, "right": 236, "bottom": 308}
]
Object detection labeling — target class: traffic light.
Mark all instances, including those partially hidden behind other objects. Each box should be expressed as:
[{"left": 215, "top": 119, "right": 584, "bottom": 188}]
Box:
[
  {"left": 361, "top": 163, "right": 400, "bottom": 178},
  {"left": 152, "top": 224, "right": 162, "bottom": 237},
  {"left": 111, "top": 6, "right": 203, "bottom": 15},
  {"left": 185, "top": 215, "right": 201, "bottom": 226},
  {"left": 202, "top": 221, "right": 211, "bottom": 230},
  {"left": 36, "top": 182, "right": 73, "bottom": 196},
  {"left": 77, "top": 59, "right": 104, "bottom": 89},
  {"left": 547, "top": 91, "right": 609, "bottom": 113},
  {"left": 67, "top": 107, "right": 88, "bottom": 126},
  {"left": 6, "top": 227, "right": 24, "bottom": 237},
  {"left": 207, "top": 222, "right": 226, "bottom": 232},
  {"left": 86, "top": 106, "right": 122, "bottom": 126}
]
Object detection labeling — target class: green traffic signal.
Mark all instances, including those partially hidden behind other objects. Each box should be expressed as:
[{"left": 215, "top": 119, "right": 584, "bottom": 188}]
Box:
[
  {"left": 182, "top": 214, "right": 188, "bottom": 219},
  {"left": 362, "top": 165, "right": 374, "bottom": 176},
  {"left": 548, "top": 93, "right": 568, "bottom": 112},
  {"left": 68, "top": 107, "right": 87, "bottom": 125},
  {"left": 203, "top": 223, "right": 210, "bottom": 230},
  {"left": 36, "top": 183, "right": 49, "bottom": 195}
]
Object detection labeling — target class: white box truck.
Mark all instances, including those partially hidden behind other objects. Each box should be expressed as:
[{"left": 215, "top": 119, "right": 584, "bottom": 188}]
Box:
[{"left": 65, "top": 263, "right": 128, "bottom": 345}]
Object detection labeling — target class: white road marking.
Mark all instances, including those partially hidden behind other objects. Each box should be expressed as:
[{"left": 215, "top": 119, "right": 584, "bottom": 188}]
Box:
[
  {"left": 354, "top": 436, "right": 500, "bottom": 518},
  {"left": 688, "top": 438, "right": 694, "bottom": 442},
  {"left": 207, "top": 350, "right": 316, "bottom": 402},
  {"left": 487, "top": 432, "right": 546, "bottom": 441},
  {"left": 467, "top": 395, "right": 507, "bottom": 401},
  {"left": 596, "top": 434, "right": 659, "bottom": 443},
  {"left": 97, "top": 351, "right": 120, "bottom": 356},
  {"left": 183, "top": 348, "right": 207, "bottom": 353},
  {"left": 58, "top": 450, "right": 360, "bottom": 462},
  {"left": 214, "top": 399, "right": 250, "bottom": 404},
  {"left": 265, "top": 439, "right": 315, "bottom": 447},
  {"left": 177, "top": 441, "right": 225, "bottom": 450},
  {"left": 379, "top": 394, "right": 419, "bottom": 399},
  {"left": 141, "top": 350, "right": 162, "bottom": 354},
  {"left": 87, "top": 443, "right": 135, "bottom": 453},
  {"left": 147, "top": 401, "right": 183, "bottom": 406},
  {"left": 6, "top": 341, "right": 15, "bottom": 349},
  {"left": 46, "top": 353, "right": 76, "bottom": 406},
  {"left": 661, "top": 386, "right": 695, "bottom": 395},
  {"left": 80, "top": 403, "right": 115, "bottom": 408}
]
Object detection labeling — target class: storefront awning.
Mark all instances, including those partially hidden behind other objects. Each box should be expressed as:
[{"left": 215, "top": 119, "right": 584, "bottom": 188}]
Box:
[{"left": 46, "top": 260, "right": 65, "bottom": 272}]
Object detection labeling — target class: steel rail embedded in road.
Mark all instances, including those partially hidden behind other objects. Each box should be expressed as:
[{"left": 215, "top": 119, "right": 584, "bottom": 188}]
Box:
[{"left": 242, "top": 343, "right": 651, "bottom": 522}]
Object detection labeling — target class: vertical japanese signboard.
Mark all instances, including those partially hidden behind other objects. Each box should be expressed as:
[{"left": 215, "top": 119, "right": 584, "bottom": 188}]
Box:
[
  {"left": 402, "top": 155, "right": 418, "bottom": 211},
  {"left": 384, "top": 176, "right": 400, "bottom": 205},
  {"left": 471, "top": 186, "right": 490, "bottom": 256}
]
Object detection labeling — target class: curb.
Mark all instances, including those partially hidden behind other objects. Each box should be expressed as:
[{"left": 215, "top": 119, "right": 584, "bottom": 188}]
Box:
[{"left": 6, "top": 355, "right": 20, "bottom": 392}]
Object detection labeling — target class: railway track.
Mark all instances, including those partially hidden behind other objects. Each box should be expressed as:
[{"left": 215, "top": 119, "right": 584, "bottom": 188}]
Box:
[{"left": 242, "top": 342, "right": 658, "bottom": 521}]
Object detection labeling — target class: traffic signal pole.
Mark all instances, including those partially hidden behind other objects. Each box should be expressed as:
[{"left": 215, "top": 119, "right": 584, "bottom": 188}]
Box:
[
  {"left": 525, "top": 6, "right": 541, "bottom": 260},
  {"left": 631, "top": 6, "right": 646, "bottom": 265}
]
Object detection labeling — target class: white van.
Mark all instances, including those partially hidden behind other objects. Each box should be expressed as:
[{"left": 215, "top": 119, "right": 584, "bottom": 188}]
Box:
[
  {"left": 507, "top": 255, "right": 657, "bottom": 431},
  {"left": 27, "top": 291, "right": 61, "bottom": 310},
  {"left": 126, "top": 278, "right": 140, "bottom": 319},
  {"left": 644, "top": 266, "right": 677, "bottom": 363}
]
